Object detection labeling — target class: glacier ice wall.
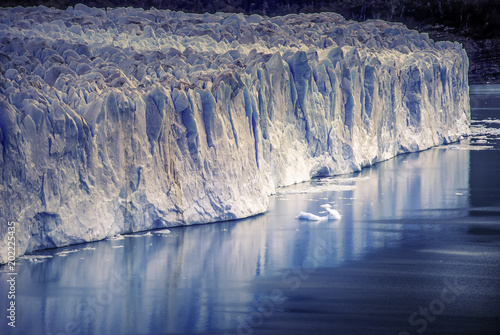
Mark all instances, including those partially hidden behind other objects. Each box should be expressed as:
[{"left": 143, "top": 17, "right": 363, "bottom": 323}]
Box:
[{"left": 0, "top": 5, "right": 469, "bottom": 262}]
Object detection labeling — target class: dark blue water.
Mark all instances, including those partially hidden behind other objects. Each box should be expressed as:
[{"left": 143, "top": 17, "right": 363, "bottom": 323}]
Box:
[{"left": 1, "top": 85, "right": 499, "bottom": 335}]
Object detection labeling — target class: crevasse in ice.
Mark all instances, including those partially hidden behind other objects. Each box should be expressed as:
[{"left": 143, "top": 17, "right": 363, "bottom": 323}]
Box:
[{"left": 0, "top": 5, "right": 469, "bottom": 262}]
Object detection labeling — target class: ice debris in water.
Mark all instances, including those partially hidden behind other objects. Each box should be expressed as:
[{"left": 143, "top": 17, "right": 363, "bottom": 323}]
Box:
[
  {"left": 19, "top": 255, "right": 53, "bottom": 263},
  {"left": 297, "top": 207, "right": 341, "bottom": 221},
  {"left": 55, "top": 249, "right": 79, "bottom": 257},
  {"left": 154, "top": 229, "right": 171, "bottom": 235}
]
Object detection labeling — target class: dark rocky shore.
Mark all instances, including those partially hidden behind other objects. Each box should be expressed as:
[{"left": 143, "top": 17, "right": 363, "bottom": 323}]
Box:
[{"left": 420, "top": 25, "right": 500, "bottom": 84}]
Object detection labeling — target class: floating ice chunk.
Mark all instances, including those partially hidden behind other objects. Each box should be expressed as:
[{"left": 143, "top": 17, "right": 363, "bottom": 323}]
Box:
[
  {"left": 472, "top": 125, "right": 500, "bottom": 136},
  {"left": 55, "top": 249, "right": 79, "bottom": 257},
  {"left": 326, "top": 208, "right": 342, "bottom": 220},
  {"left": 155, "top": 229, "right": 171, "bottom": 235},
  {"left": 28, "top": 258, "right": 44, "bottom": 263},
  {"left": 297, "top": 208, "right": 341, "bottom": 221},
  {"left": 297, "top": 212, "right": 326, "bottom": 221},
  {"left": 19, "top": 255, "right": 53, "bottom": 263}
]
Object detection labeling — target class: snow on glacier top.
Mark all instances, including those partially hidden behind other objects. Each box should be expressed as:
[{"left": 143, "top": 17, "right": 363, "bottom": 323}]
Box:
[{"left": 0, "top": 4, "right": 462, "bottom": 102}]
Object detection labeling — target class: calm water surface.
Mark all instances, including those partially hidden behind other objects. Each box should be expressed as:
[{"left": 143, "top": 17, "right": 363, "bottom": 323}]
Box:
[{"left": 1, "top": 85, "right": 499, "bottom": 335}]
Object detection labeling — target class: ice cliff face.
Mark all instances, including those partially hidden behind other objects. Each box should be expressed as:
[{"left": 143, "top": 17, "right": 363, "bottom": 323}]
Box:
[{"left": 0, "top": 5, "right": 469, "bottom": 262}]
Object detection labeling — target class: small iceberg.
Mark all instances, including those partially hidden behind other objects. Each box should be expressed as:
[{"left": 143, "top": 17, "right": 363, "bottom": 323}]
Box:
[
  {"left": 19, "top": 255, "right": 53, "bottom": 263},
  {"left": 55, "top": 249, "right": 79, "bottom": 257},
  {"left": 154, "top": 229, "right": 171, "bottom": 235},
  {"left": 297, "top": 207, "right": 341, "bottom": 221}
]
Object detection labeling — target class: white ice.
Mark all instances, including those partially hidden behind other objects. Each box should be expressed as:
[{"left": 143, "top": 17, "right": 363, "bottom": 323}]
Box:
[
  {"left": 154, "top": 229, "right": 172, "bottom": 235},
  {"left": 0, "top": 5, "right": 469, "bottom": 262},
  {"left": 297, "top": 207, "right": 342, "bottom": 221}
]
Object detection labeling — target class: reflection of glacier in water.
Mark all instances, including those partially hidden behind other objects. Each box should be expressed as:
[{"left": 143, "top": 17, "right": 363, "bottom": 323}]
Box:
[{"left": 0, "top": 145, "right": 471, "bottom": 335}]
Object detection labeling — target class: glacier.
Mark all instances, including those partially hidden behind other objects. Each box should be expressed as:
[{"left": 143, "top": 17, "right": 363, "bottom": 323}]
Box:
[{"left": 0, "top": 5, "right": 469, "bottom": 263}]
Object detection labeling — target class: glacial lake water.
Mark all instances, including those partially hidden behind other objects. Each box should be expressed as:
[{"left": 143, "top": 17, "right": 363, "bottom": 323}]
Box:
[{"left": 1, "top": 85, "right": 500, "bottom": 335}]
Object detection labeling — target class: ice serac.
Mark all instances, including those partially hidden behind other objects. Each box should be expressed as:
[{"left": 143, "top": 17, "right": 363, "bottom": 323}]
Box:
[{"left": 0, "top": 5, "right": 469, "bottom": 262}]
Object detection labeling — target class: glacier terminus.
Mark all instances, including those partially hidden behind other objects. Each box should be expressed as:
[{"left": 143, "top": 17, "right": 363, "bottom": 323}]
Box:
[{"left": 0, "top": 4, "right": 470, "bottom": 262}]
